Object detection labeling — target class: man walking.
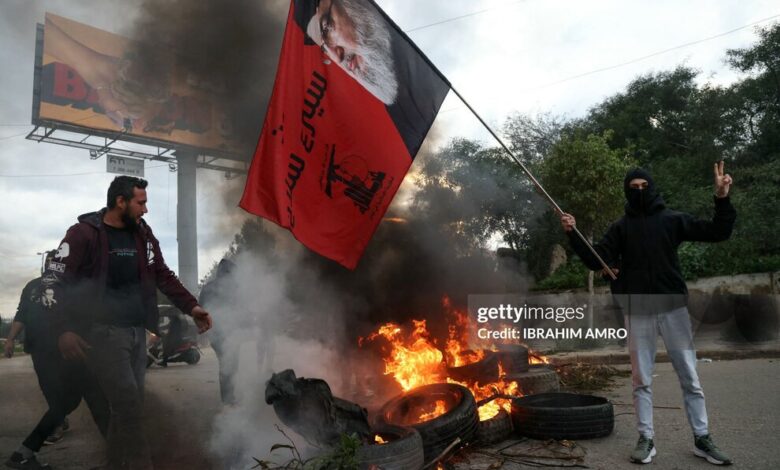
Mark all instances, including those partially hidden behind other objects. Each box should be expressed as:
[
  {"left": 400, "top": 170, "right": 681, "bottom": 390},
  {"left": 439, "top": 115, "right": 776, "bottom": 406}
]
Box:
[
  {"left": 560, "top": 162, "right": 735, "bottom": 465},
  {"left": 4, "top": 254, "right": 109, "bottom": 470},
  {"left": 200, "top": 258, "right": 274, "bottom": 406},
  {"left": 45, "top": 176, "right": 212, "bottom": 470}
]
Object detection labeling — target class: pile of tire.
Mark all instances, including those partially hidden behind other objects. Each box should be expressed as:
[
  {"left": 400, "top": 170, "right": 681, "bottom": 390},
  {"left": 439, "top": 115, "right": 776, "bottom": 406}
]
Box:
[
  {"left": 511, "top": 392, "right": 614, "bottom": 440},
  {"left": 376, "top": 383, "right": 479, "bottom": 463},
  {"left": 446, "top": 351, "right": 500, "bottom": 383},
  {"left": 505, "top": 365, "right": 560, "bottom": 395},
  {"left": 357, "top": 424, "right": 424, "bottom": 470},
  {"left": 494, "top": 344, "right": 530, "bottom": 374},
  {"left": 475, "top": 407, "right": 513, "bottom": 445}
]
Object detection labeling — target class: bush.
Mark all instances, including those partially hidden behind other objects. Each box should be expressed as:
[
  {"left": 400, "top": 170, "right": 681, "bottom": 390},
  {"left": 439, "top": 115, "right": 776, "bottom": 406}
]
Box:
[
  {"left": 533, "top": 262, "right": 590, "bottom": 290},
  {"left": 678, "top": 242, "right": 708, "bottom": 279}
]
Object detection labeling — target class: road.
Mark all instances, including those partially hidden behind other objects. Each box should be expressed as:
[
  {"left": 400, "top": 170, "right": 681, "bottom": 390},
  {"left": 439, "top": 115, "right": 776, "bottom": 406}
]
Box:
[{"left": 1, "top": 350, "right": 778, "bottom": 469}]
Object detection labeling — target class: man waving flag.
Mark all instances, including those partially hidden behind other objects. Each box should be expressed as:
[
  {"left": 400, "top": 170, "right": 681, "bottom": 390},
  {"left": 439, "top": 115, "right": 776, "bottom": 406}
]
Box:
[{"left": 240, "top": 0, "right": 450, "bottom": 269}]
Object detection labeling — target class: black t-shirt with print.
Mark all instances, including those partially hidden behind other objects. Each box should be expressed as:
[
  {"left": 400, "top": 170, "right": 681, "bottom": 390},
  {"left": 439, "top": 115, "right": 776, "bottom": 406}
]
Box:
[
  {"left": 99, "top": 224, "right": 145, "bottom": 327},
  {"left": 14, "top": 277, "right": 58, "bottom": 353}
]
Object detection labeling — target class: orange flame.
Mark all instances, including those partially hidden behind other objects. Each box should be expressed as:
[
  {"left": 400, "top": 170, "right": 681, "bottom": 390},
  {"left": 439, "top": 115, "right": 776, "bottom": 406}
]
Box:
[
  {"left": 360, "top": 297, "right": 548, "bottom": 422},
  {"left": 529, "top": 353, "right": 550, "bottom": 364},
  {"left": 374, "top": 435, "right": 387, "bottom": 445},
  {"left": 418, "top": 400, "right": 448, "bottom": 422},
  {"left": 444, "top": 302, "right": 485, "bottom": 367},
  {"left": 360, "top": 320, "right": 445, "bottom": 390}
]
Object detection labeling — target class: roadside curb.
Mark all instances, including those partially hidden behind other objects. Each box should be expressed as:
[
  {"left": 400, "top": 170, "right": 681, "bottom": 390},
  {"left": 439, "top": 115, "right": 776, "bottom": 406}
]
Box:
[{"left": 547, "top": 347, "right": 780, "bottom": 365}]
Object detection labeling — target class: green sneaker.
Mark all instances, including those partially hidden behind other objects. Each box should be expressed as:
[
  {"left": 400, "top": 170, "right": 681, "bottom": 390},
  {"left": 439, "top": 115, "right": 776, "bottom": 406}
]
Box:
[
  {"left": 694, "top": 434, "right": 732, "bottom": 465},
  {"left": 630, "top": 435, "right": 656, "bottom": 464}
]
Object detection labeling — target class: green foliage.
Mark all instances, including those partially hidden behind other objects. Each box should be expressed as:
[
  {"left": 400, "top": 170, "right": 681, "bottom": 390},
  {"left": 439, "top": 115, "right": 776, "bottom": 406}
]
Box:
[
  {"left": 525, "top": 24, "right": 780, "bottom": 288},
  {"left": 725, "top": 23, "right": 780, "bottom": 162},
  {"left": 410, "top": 24, "right": 780, "bottom": 286},
  {"left": 678, "top": 242, "right": 708, "bottom": 280},
  {"left": 524, "top": 210, "right": 567, "bottom": 281},
  {"left": 583, "top": 66, "right": 734, "bottom": 173},
  {"left": 532, "top": 131, "right": 633, "bottom": 289},
  {"left": 253, "top": 428, "right": 361, "bottom": 470},
  {"left": 539, "top": 131, "right": 635, "bottom": 240},
  {"left": 532, "top": 261, "right": 589, "bottom": 291},
  {"left": 309, "top": 434, "right": 361, "bottom": 470}
]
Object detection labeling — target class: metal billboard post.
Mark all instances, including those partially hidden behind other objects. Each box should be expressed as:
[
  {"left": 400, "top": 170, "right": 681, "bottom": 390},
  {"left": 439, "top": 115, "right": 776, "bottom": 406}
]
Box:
[{"left": 176, "top": 151, "right": 199, "bottom": 292}]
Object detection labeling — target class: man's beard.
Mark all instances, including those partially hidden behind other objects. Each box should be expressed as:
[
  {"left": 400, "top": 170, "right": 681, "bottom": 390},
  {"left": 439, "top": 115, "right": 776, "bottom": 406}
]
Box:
[
  {"left": 347, "top": 41, "right": 398, "bottom": 105},
  {"left": 338, "top": 0, "right": 398, "bottom": 105},
  {"left": 122, "top": 207, "right": 140, "bottom": 230}
]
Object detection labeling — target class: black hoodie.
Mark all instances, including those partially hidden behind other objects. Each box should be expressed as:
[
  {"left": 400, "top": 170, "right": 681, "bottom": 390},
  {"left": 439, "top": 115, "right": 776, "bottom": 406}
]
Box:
[{"left": 567, "top": 168, "right": 736, "bottom": 309}]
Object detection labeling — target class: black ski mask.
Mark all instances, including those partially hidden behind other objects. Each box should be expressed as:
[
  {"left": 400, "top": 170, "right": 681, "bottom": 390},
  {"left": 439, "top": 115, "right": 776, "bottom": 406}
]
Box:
[{"left": 624, "top": 168, "right": 664, "bottom": 214}]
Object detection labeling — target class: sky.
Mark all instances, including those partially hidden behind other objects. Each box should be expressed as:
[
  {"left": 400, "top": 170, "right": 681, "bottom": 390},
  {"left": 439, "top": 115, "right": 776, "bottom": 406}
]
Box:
[{"left": 0, "top": 0, "right": 777, "bottom": 316}]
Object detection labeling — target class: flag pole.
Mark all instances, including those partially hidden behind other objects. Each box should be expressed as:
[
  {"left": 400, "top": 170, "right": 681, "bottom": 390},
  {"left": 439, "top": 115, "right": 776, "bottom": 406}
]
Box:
[
  {"left": 366, "top": 0, "right": 617, "bottom": 280},
  {"left": 448, "top": 87, "right": 617, "bottom": 280}
]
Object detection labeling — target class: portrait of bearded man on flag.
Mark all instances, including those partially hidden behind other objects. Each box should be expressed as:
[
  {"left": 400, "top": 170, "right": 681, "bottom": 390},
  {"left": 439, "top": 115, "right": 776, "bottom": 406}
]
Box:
[{"left": 305, "top": 0, "right": 399, "bottom": 105}]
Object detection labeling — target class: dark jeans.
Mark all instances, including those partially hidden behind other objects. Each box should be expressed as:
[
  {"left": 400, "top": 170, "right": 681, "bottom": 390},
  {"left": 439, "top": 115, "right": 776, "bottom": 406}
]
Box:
[
  {"left": 23, "top": 350, "right": 109, "bottom": 452},
  {"left": 88, "top": 325, "right": 152, "bottom": 470}
]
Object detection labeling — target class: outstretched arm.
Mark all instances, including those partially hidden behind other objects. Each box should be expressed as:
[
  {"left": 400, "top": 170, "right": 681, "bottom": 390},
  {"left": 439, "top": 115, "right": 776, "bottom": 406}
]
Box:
[
  {"left": 147, "top": 228, "right": 212, "bottom": 333},
  {"left": 680, "top": 161, "right": 737, "bottom": 242}
]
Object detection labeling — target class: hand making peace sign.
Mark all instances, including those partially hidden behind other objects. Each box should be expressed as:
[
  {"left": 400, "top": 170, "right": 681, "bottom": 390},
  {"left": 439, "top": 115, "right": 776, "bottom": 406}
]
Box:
[{"left": 714, "top": 161, "right": 733, "bottom": 198}]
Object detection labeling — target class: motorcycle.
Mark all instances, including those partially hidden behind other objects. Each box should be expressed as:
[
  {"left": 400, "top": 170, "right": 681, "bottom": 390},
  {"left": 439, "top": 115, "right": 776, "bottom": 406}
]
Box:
[{"left": 147, "top": 307, "right": 201, "bottom": 368}]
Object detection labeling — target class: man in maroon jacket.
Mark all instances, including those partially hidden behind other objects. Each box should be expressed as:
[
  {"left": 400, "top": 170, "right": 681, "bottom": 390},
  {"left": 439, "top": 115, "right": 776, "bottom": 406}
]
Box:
[{"left": 43, "top": 176, "right": 212, "bottom": 470}]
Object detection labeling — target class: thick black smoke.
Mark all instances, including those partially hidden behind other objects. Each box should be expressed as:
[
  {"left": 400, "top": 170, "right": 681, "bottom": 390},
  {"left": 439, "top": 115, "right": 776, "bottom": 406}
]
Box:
[
  {"left": 224, "top": 125, "right": 533, "bottom": 345},
  {"left": 128, "top": 0, "right": 288, "bottom": 158},
  {"left": 125, "top": 2, "right": 535, "bottom": 464}
]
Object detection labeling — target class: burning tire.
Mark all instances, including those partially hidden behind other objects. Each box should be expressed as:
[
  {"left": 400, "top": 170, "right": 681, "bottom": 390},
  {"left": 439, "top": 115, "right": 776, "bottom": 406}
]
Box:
[
  {"left": 494, "top": 344, "right": 530, "bottom": 373},
  {"left": 511, "top": 392, "right": 614, "bottom": 440},
  {"left": 377, "top": 383, "right": 479, "bottom": 463},
  {"left": 505, "top": 365, "right": 560, "bottom": 395},
  {"left": 358, "top": 424, "right": 424, "bottom": 470},
  {"left": 446, "top": 351, "right": 500, "bottom": 383},
  {"left": 476, "top": 408, "right": 513, "bottom": 445}
]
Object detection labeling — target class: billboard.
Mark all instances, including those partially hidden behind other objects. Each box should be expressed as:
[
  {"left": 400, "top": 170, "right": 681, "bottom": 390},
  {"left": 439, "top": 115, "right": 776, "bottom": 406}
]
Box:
[{"left": 35, "top": 13, "right": 241, "bottom": 157}]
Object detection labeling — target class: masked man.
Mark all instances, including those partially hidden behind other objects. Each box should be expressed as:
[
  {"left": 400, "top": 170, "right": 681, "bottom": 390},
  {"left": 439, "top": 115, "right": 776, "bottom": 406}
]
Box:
[{"left": 560, "top": 162, "right": 735, "bottom": 466}]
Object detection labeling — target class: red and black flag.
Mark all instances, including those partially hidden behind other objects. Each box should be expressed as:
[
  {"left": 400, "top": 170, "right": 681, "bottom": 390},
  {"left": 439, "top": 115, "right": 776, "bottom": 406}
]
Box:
[{"left": 239, "top": 0, "right": 450, "bottom": 269}]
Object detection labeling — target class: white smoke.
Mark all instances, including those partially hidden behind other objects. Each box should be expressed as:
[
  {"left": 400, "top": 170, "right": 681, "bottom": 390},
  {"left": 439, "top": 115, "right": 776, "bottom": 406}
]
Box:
[{"left": 202, "top": 228, "right": 358, "bottom": 468}]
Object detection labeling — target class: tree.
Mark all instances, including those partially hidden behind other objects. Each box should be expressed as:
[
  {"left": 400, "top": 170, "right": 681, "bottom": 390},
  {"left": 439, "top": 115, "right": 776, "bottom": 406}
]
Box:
[
  {"left": 539, "top": 131, "right": 635, "bottom": 291},
  {"left": 414, "top": 138, "right": 540, "bottom": 253},
  {"left": 718, "top": 23, "right": 780, "bottom": 271},
  {"left": 413, "top": 111, "right": 566, "bottom": 257},
  {"left": 724, "top": 24, "right": 780, "bottom": 166},
  {"left": 503, "top": 112, "right": 565, "bottom": 166},
  {"left": 580, "top": 67, "right": 742, "bottom": 214},
  {"left": 524, "top": 24, "right": 780, "bottom": 283}
]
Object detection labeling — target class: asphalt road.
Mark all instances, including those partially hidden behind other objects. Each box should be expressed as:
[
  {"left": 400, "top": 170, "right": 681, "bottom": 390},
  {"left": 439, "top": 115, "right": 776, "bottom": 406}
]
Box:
[{"left": 1, "top": 350, "right": 778, "bottom": 469}]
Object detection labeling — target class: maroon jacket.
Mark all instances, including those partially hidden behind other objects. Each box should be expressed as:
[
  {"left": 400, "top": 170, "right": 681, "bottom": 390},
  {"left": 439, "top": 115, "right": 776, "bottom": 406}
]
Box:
[{"left": 43, "top": 209, "right": 199, "bottom": 336}]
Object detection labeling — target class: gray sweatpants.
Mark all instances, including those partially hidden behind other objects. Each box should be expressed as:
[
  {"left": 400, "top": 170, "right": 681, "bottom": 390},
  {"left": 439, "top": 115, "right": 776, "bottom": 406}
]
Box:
[{"left": 625, "top": 306, "right": 708, "bottom": 439}]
